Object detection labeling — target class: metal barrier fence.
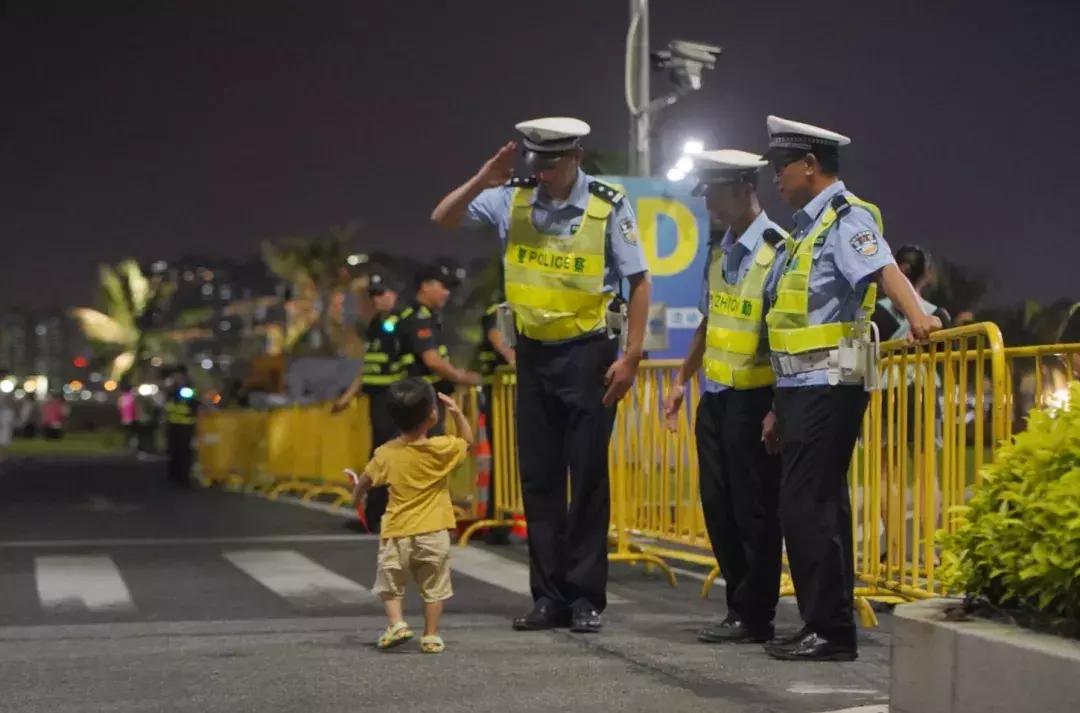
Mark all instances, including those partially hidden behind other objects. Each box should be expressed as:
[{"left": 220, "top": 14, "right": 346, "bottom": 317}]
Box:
[{"left": 197, "top": 386, "right": 481, "bottom": 519}]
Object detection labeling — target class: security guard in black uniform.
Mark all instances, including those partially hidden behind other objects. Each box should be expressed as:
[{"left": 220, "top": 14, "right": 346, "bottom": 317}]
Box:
[
  {"left": 333, "top": 271, "right": 405, "bottom": 531},
  {"left": 663, "top": 150, "right": 785, "bottom": 644},
  {"left": 164, "top": 366, "right": 200, "bottom": 487},
  {"left": 397, "top": 264, "right": 481, "bottom": 425},
  {"left": 477, "top": 300, "right": 516, "bottom": 543},
  {"left": 431, "top": 117, "right": 651, "bottom": 633}
]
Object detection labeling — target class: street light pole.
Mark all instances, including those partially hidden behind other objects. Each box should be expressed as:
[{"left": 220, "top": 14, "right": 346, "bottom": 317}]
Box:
[{"left": 627, "top": 0, "right": 650, "bottom": 176}]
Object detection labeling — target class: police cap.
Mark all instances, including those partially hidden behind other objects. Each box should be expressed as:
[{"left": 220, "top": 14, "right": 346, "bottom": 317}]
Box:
[
  {"left": 691, "top": 149, "right": 767, "bottom": 197},
  {"left": 515, "top": 117, "right": 590, "bottom": 172},
  {"left": 415, "top": 263, "right": 461, "bottom": 289}
]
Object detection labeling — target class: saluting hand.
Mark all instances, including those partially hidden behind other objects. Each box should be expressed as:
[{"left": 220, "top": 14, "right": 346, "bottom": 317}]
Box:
[
  {"left": 662, "top": 382, "right": 685, "bottom": 433},
  {"left": 602, "top": 356, "right": 639, "bottom": 407},
  {"left": 475, "top": 142, "right": 519, "bottom": 188}
]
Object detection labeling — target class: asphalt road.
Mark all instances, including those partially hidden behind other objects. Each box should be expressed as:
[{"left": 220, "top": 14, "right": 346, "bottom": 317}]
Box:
[{"left": 0, "top": 455, "right": 893, "bottom": 713}]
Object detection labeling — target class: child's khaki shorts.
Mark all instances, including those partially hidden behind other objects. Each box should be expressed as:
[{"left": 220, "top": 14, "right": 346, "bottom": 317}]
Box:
[{"left": 373, "top": 529, "right": 453, "bottom": 603}]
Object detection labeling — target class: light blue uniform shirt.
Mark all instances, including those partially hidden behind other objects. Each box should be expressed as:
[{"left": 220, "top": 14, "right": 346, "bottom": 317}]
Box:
[
  {"left": 463, "top": 169, "right": 649, "bottom": 291},
  {"left": 765, "top": 181, "right": 896, "bottom": 387},
  {"left": 698, "top": 211, "right": 783, "bottom": 393}
]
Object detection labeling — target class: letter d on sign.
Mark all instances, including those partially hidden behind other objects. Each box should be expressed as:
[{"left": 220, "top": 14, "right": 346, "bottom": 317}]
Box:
[{"left": 636, "top": 198, "right": 698, "bottom": 277}]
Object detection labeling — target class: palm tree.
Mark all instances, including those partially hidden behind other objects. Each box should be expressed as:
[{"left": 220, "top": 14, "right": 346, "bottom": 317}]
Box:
[
  {"left": 70, "top": 260, "right": 177, "bottom": 382},
  {"left": 261, "top": 225, "right": 366, "bottom": 356}
]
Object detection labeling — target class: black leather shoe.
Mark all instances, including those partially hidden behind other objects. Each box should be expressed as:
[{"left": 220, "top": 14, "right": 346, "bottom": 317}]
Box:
[
  {"left": 512, "top": 600, "right": 570, "bottom": 631},
  {"left": 570, "top": 602, "right": 603, "bottom": 633},
  {"left": 766, "top": 626, "right": 810, "bottom": 648},
  {"left": 764, "top": 630, "right": 858, "bottom": 662},
  {"left": 698, "top": 617, "right": 774, "bottom": 643}
]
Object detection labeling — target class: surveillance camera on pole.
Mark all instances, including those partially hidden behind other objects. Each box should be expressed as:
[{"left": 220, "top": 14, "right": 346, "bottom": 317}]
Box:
[
  {"left": 626, "top": 0, "right": 722, "bottom": 176},
  {"left": 651, "top": 40, "right": 722, "bottom": 92}
]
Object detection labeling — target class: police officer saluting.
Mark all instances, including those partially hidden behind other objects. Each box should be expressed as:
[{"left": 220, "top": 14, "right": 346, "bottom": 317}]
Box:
[
  {"left": 762, "top": 116, "right": 941, "bottom": 661},
  {"left": 431, "top": 117, "right": 651, "bottom": 632},
  {"left": 663, "top": 150, "right": 784, "bottom": 644},
  {"left": 333, "top": 271, "right": 405, "bottom": 530}
]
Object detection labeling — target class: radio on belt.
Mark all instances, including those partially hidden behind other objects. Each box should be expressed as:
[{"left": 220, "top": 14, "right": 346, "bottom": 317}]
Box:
[
  {"left": 606, "top": 297, "right": 628, "bottom": 351},
  {"left": 495, "top": 302, "right": 517, "bottom": 348},
  {"left": 826, "top": 316, "right": 882, "bottom": 391}
]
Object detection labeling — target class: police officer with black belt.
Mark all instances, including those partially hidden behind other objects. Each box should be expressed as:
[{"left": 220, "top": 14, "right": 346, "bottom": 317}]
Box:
[
  {"left": 333, "top": 271, "right": 406, "bottom": 531},
  {"left": 761, "top": 116, "right": 941, "bottom": 661},
  {"left": 397, "top": 263, "right": 481, "bottom": 414},
  {"left": 477, "top": 299, "right": 516, "bottom": 543},
  {"left": 163, "top": 366, "right": 200, "bottom": 487},
  {"left": 663, "top": 150, "right": 785, "bottom": 645},
  {"left": 431, "top": 117, "right": 651, "bottom": 633}
]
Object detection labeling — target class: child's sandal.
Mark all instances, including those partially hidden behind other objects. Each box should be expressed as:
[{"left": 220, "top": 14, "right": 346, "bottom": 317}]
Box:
[
  {"left": 420, "top": 635, "right": 445, "bottom": 653},
  {"left": 376, "top": 621, "right": 414, "bottom": 650}
]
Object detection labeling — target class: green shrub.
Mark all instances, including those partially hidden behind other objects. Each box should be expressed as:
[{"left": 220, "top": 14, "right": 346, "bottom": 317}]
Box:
[{"left": 939, "top": 382, "right": 1080, "bottom": 634}]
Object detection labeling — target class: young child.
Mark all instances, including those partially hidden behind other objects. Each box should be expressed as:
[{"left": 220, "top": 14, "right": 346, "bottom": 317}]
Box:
[{"left": 351, "top": 377, "right": 473, "bottom": 654}]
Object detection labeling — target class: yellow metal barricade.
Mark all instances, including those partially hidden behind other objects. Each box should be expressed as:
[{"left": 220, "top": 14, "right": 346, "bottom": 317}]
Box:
[
  {"left": 851, "top": 322, "right": 1008, "bottom": 612},
  {"left": 460, "top": 369, "right": 522, "bottom": 544},
  {"left": 446, "top": 386, "right": 481, "bottom": 521},
  {"left": 1002, "top": 343, "right": 1080, "bottom": 433}
]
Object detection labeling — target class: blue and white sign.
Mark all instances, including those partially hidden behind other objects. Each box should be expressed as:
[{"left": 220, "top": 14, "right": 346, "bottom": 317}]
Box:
[{"left": 603, "top": 176, "right": 710, "bottom": 359}]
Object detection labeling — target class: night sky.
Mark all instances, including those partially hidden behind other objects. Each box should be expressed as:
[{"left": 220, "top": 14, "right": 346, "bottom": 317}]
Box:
[{"left": 3, "top": 0, "right": 1078, "bottom": 311}]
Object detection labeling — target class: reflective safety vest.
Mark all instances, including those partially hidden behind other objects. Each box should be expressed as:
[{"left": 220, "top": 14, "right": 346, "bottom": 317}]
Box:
[
  {"left": 165, "top": 398, "right": 197, "bottom": 426},
  {"left": 703, "top": 231, "right": 782, "bottom": 389},
  {"left": 503, "top": 179, "right": 619, "bottom": 342},
  {"left": 362, "top": 313, "right": 404, "bottom": 388},
  {"left": 397, "top": 304, "right": 450, "bottom": 385},
  {"left": 766, "top": 193, "right": 882, "bottom": 356}
]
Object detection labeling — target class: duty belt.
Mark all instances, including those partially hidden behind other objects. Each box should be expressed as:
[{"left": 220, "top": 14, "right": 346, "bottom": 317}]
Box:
[{"left": 770, "top": 349, "right": 832, "bottom": 376}]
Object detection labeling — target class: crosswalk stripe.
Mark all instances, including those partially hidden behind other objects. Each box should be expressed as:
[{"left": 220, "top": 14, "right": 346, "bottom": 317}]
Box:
[
  {"left": 452, "top": 547, "right": 629, "bottom": 604},
  {"left": 223, "top": 549, "right": 375, "bottom": 606},
  {"left": 34, "top": 555, "right": 135, "bottom": 612}
]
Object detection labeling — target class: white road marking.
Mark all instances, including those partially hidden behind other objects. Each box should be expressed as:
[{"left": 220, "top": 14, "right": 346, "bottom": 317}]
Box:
[
  {"left": 34, "top": 555, "right": 135, "bottom": 612},
  {"left": 453, "top": 546, "right": 629, "bottom": 603},
  {"left": 0, "top": 534, "right": 377, "bottom": 549},
  {"left": 789, "top": 682, "right": 883, "bottom": 696},
  {"left": 223, "top": 549, "right": 375, "bottom": 606},
  {"left": 814, "top": 706, "right": 888, "bottom": 713}
]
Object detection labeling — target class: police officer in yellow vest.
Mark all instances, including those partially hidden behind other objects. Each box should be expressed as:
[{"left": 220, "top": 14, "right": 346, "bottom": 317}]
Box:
[
  {"left": 431, "top": 117, "right": 651, "bottom": 633},
  {"left": 761, "top": 116, "right": 941, "bottom": 661},
  {"left": 663, "top": 150, "right": 784, "bottom": 644},
  {"left": 333, "top": 271, "right": 406, "bottom": 531},
  {"left": 163, "top": 366, "right": 200, "bottom": 487}
]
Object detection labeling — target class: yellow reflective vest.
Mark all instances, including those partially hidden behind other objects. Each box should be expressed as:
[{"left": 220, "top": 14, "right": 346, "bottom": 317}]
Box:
[
  {"left": 703, "top": 228, "right": 783, "bottom": 389},
  {"left": 766, "top": 193, "right": 882, "bottom": 356},
  {"left": 503, "top": 179, "right": 621, "bottom": 342}
]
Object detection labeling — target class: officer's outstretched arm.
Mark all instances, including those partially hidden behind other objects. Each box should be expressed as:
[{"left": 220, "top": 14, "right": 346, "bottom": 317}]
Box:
[
  {"left": 878, "top": 264, "right": 942, "bottom": 341},
  {"left": 431, "top": 142, "right": 518, "bottom": 229},
  {"left": 663, "top": 317, "right": 706, "bottom": 431},
  {"left": 487, "top": 327, "right": 516, "bottom": 366},
  {"left": 420, "top": 349, "right": 482, "bottom": 386},
  {"left": 331, "top": 372, "right": 364, "bottom": 414}
]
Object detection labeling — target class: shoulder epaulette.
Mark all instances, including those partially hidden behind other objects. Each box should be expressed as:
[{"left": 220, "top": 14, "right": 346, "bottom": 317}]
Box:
[
  {"left": 507, "top": 176, "right": 537, "bottom": 188},
  {"left": 762, "top": 228, "right": 785, "bottom": 247},
  {"left": 830, "top": 193, "right": 851, "bottom": 217},
  {"left": 399, "top": 307, "right": 415, "bottom": 320},
  {"left": 484, "top": 304, "right": 501, "bottom": 316},
  {"left": 417, "top": 306, "right": 431, "bottom": 318},
  {"left": 588, "top": 180, "right": 624, "bottom": 206}
]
